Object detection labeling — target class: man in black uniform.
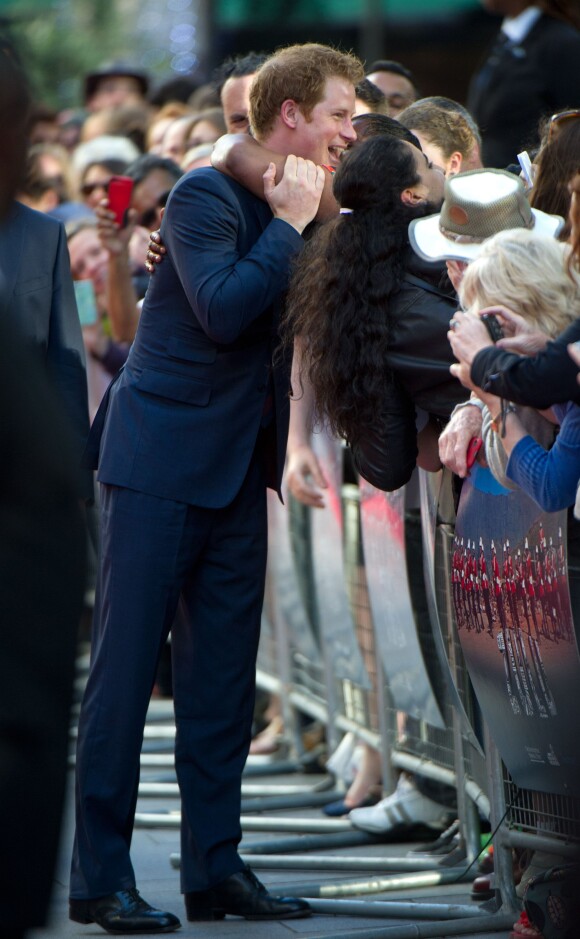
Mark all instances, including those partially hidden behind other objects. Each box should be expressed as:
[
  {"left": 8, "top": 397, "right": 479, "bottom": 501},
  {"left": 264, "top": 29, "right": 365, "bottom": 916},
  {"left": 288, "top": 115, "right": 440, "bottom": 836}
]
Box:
[{"left": 467, "top": 0, "right": 580, "bottom": 168}]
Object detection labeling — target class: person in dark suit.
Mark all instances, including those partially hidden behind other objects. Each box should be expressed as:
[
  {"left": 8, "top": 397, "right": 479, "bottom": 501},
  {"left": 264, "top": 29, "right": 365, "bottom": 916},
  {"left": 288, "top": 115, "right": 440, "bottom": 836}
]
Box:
[
  {"left": 0, "top": 199, "right": 92, "bottom": 501},
  {"left": 0, "top": 36, "right": 87, "bottom": 939},
  {"left": 467, "top": 0, "right": 580, "bottom": 169},
  {"left": 69, "top": 43, "right": 364, "bottom": 935}
]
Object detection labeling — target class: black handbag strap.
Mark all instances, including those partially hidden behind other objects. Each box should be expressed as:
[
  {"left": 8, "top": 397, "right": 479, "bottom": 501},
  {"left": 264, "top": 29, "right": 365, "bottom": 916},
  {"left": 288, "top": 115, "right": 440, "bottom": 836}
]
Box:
[{"left": 403, "top": 272, "right": 455, "bottom": 301}]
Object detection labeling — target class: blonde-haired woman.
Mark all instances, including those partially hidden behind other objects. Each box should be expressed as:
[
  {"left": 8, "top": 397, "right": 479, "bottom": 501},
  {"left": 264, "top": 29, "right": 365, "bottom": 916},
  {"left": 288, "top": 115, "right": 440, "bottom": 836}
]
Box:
[
  {"left": 455, "top": 228, "right": 580, "bottom": 511},
  {"left": 461, "top": 228, "right": 579, "bottom": 341}
]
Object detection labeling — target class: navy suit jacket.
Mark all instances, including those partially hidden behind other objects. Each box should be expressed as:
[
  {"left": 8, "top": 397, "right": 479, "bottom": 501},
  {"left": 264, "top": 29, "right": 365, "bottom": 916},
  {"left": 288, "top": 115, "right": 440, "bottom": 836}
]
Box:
[
  {"left": 90, "top": 168, "right": 304, "bottom": 509},
  {"left": 0, "top": 202, "right": 91, "bottom": 500}
]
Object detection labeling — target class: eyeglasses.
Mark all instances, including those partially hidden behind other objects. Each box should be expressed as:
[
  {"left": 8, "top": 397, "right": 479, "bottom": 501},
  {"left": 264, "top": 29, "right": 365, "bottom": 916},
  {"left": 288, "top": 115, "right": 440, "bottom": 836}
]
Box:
[
  {"left": 548, "top": 110, "right": 580, "bottom": 142},
  {"left": 138, "top": 190, "right": 172, "bottom": 231},
  {"left": 81, "top": 179, "right": 111, "bottom": 198}
]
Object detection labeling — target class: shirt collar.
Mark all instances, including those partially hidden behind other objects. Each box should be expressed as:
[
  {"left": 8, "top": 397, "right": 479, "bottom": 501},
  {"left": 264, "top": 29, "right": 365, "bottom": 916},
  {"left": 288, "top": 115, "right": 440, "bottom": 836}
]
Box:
[{"left": 501, "top": 6, "right": 541, "bottom": 43}]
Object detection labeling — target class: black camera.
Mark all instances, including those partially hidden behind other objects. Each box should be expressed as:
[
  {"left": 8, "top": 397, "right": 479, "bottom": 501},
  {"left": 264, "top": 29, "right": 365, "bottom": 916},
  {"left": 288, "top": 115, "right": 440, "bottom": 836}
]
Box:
[{"left": 481, "top": 311, "right": 504, "bottom": 342}]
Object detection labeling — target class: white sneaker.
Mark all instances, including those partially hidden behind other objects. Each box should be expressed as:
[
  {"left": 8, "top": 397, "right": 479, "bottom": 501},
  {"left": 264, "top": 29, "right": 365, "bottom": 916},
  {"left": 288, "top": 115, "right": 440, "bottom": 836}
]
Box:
[{"left": 349, "top": 774, "right": 448, "bottom": 834}]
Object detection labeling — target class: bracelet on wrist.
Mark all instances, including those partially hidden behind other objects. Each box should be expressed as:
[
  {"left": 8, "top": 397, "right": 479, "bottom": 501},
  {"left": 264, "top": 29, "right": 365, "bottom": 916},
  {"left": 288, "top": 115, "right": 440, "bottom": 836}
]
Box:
[
  {"left": 450, "top": 396, "right": 484, "bottom": 419},
  {"left": 490, "top": 401, "right": 518, "bottom": 437}
]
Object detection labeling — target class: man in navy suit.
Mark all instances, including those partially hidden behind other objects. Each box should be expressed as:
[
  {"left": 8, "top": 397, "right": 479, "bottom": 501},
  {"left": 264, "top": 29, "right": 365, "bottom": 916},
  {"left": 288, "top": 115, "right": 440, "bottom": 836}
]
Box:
[
  {"left": 70, "top": 43, "right": 363, "bottom": 934},
  {"left": 0, "top": 199, "right": 91, "bottom": 501},
  {"left": 0, "top": 37, "right": 87, "bottom": 938}
]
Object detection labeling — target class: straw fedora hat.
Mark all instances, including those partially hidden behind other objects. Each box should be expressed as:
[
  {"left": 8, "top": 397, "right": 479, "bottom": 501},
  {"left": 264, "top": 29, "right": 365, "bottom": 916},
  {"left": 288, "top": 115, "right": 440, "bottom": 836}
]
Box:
[{"left": 409, "top": 168, "right": 563, "bottom": 263}]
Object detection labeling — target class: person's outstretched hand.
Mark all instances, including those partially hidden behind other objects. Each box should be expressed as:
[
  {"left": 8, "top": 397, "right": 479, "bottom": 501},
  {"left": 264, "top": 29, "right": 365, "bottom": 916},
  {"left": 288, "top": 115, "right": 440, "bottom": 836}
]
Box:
[
  {"left": 144, "top": 207, "right": 166, "bottom": 274},
  {"left": 285, "top": 443, "right": 328, "bottom": 508},
  {"left": 448, "top": 310, "right": 492, "bottom": 367},
  {"left": 144, "top": 229, "right": 165, "bottom": 273},
  {"left": 96, "top": 199, "right": 137, "bottom": 257},
  {"left": 482, "top": 304, "right": 550, "bottom": 355},
  {"left": 439, "top": 404, "right": 483, "bottom": 478}
]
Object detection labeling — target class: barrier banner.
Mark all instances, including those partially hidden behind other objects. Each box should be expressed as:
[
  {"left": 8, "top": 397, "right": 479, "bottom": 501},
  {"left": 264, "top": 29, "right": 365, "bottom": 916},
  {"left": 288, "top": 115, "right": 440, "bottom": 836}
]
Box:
[
  {"left": 359, "top": 480, "right": 445, "bottom": 728},
  {"left": 419, "top": 469, "right": 485, "bottom": 753},
  {"left": 266, "top": 490, "right": 321, "bottom": 666},
  {"left": 454, "top": 465, "right": 580, "bottom": 795},
  {"left": 309, "top": 431, "right": 371, "bottom": 688}
]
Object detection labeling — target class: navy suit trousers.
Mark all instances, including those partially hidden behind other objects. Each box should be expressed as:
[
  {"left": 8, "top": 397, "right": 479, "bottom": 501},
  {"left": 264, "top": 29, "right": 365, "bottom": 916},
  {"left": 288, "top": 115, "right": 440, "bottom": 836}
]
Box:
[{"left": 70, "top": 440, "right": 268, "bottom": 898}]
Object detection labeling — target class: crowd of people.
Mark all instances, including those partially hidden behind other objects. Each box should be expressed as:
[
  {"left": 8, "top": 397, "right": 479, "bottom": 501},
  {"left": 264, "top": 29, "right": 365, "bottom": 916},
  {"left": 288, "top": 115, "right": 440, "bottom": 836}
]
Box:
[{"left": 3, "top": 0, "right": 580, "bottom": 936}]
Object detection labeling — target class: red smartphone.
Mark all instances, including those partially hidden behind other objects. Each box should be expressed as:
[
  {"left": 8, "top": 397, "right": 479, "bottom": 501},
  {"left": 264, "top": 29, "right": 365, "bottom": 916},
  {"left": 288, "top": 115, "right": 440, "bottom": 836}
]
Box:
[
  {"left": 466, "top": 436, "right": 483, "bottom": 470},
  {"left": 107, "top": 175, "right": 133, "bottom": 228}
]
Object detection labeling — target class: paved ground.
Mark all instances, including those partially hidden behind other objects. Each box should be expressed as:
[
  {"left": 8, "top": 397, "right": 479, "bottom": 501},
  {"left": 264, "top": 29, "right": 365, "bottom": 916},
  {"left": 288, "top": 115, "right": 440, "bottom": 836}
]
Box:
[{"left": 32, "top": 697, "right": 518, "bottom": 939}]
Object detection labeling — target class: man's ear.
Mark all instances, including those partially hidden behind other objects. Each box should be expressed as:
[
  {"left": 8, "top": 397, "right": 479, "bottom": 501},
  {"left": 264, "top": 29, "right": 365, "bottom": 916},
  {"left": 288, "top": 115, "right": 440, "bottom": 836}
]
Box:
[
  {"left": 401, "top": 188, "right": 424, "bottom": 206},
  {"left": 280, "top": 99, "right": 300, "bottom": 129},
  {"left": 447, "top": 151, "right": 463, "bottom": 177}
]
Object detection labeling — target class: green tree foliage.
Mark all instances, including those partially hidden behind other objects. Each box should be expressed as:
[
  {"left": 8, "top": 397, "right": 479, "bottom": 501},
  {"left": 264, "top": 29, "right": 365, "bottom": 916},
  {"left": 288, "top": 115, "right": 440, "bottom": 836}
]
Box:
[{"left": 4, "top": 0, "right": 126, "bottom": 109}]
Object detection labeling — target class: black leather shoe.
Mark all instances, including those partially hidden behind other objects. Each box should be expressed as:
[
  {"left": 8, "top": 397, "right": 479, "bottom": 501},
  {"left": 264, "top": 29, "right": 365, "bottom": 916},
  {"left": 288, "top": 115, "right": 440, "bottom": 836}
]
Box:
[
  {"left": 185, "top": 866, "right": 311, "bottom": 921},
  {"left": 69, "top": 888, "right": 181, "bottom": 933}
]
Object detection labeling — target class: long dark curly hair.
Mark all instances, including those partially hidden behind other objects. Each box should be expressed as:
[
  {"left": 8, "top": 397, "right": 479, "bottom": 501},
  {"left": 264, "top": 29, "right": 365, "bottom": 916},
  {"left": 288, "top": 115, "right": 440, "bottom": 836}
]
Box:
[{"left": 282, "top": 134, "right": 429, "bottom": 448}]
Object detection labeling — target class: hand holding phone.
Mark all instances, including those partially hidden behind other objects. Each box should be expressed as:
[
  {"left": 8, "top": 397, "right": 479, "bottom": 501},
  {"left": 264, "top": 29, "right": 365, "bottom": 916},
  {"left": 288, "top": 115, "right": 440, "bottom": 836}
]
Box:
[
  {"left": 107, "top": 175, "right": 133, "bottom": 228},
  {"left": 466, "top": 436, "right": 482, "bottom": 470}
]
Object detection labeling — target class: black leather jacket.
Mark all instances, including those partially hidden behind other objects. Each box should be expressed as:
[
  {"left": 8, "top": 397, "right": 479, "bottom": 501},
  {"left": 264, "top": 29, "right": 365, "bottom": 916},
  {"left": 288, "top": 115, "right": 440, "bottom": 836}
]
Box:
[{"left": 350, "top": 249, "right": 468, "bottom": 491}]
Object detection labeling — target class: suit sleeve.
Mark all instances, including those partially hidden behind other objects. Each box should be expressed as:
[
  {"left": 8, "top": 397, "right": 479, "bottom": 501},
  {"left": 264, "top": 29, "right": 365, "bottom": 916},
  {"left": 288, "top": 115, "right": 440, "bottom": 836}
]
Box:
[
  {"left": 471, "top": 319, "right": 580, "bottom": 409},
  {"left": 46, "top": 224, "right": 93, "bottom": 501},
  {"left": 162, "top": 172, "right": 304, "bottom": 344}
]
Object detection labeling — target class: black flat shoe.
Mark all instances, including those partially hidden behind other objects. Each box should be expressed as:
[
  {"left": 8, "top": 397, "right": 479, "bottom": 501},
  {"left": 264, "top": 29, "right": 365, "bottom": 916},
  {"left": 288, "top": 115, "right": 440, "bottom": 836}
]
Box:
[
  {"left": 323, "top": 792, "right": 380, "bottom": 817},
  {"left": 185, "top": 866, "right": 311, "bottom": 921},
  {"left": 69, "top": 888, "right": 181, "bottom": 934}
]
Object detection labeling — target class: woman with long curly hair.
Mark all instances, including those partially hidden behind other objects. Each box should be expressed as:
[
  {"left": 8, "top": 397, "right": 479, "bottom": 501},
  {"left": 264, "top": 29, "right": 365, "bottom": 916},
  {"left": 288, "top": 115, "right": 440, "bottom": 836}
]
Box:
[{"left": 283, "top": 133, "right": 462, "bottom": 491}]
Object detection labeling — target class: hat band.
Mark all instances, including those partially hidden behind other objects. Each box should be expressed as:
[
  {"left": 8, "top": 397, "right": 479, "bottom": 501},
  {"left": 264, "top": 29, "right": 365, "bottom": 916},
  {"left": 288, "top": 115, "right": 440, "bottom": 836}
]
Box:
[{"left": 439, "top": 214, "right": 534, "bottom": 245}]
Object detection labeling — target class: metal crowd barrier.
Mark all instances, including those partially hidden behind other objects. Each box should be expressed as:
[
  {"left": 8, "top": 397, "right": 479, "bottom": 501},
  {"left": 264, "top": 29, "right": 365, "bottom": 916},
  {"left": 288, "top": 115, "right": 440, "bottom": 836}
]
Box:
[
  {"left": 262, "top": 487, "right": 330, "bottom": 771},
  {"left": 450, "top": 460, "right": 580, "bottom": 916},
  {"left": 233, "top": 442, "right": 518, "bottom": 936},
  {"left": 70, "top": 424, "right": 580, "bottom": 937}
]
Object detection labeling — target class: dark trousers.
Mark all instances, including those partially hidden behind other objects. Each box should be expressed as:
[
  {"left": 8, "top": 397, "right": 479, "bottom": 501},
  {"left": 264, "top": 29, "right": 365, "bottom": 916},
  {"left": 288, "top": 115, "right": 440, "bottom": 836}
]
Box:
[{"left": 70, "top": 443, "right": 268, "bottom": 899}]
